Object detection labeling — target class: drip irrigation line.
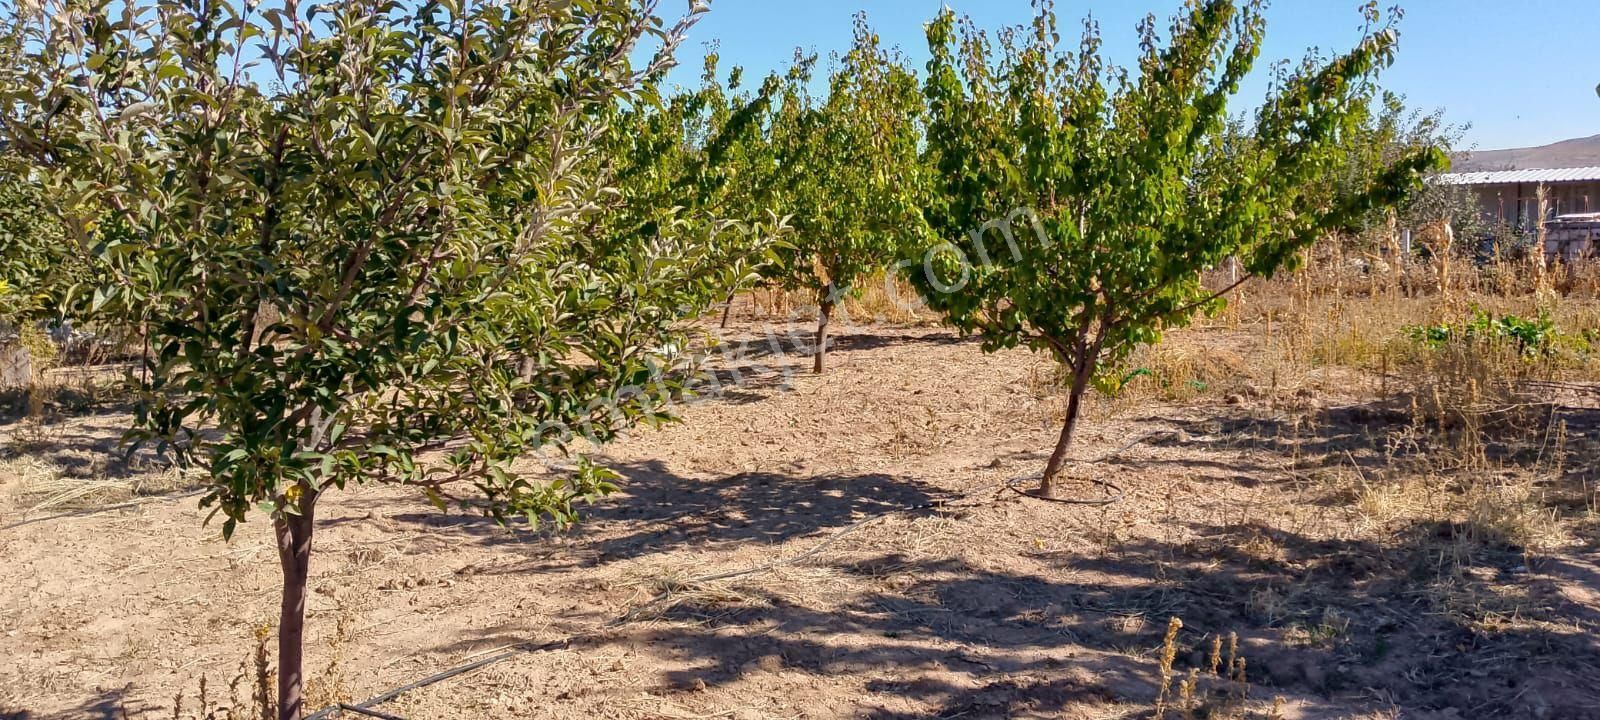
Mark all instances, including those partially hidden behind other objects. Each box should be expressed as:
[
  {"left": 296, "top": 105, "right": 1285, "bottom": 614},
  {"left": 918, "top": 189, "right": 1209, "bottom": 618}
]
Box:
[
  {"left": 1078, "top": 430, "right": 1182, "bottom": 468},
  {"left": 1003, "top": 476, "right": 1125, "bottom": 505},
  {"left": 301, "top": 430, "right": 1178, "bottom": 720},
  {"left": 305, "top": 639, "right": 574, "bottom": 720},
  {"left": 333, "top": 704, "right": 409, "bottom": 720}
]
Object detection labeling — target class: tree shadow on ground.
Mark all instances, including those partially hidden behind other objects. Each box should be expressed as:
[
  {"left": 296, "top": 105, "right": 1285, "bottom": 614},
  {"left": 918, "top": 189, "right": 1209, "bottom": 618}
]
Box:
[
  {"left": 572, "top": 512, "right": 1600, "bottom": 718},
  {"left": 680, "top": 364, "right": 799, "bottom": 406},
  {"left": 1140, "top": 399, "right": 1600, "bottom": 508},
  {"left": 390, "top": 391, "right": 1600, "bottom": 717},
  {"left": 710, "top": 328, "right": 970, "bottom": 365},
  {"left": 0, "top": 411, "right": 190, "bottom": 482},
  {"left": 829, "top": 331, "right": 971, "bottom": 353},
  {"left": 583, "top": 554, "right": 1155, "bottom": 718},
  {"left": 643, "top": 329, "right": 970, "bottom": 408},
  {"left": 368, "top": 460, "right": 947, "bottom": 576},
  {"left": 1136, "top": 403, "right": 1409, "bottom": 472},
  {"left": 533, "top": 394, "right": 1599, "bottom": 717},
  {"left": 2, "top": 685, "right": 151, "bottom": 720}
]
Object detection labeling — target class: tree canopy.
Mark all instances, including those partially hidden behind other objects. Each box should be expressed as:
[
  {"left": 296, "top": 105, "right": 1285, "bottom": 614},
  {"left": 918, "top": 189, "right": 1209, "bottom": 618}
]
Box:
[
  {"left": 0, "top": 0, "right": 775, "bottom": 715},
  {"left": 601, "top": 50, "right": 789, "bottom": 328},
  {"left": 912, "top": 0, "right": 1443, "bottom": 495}
]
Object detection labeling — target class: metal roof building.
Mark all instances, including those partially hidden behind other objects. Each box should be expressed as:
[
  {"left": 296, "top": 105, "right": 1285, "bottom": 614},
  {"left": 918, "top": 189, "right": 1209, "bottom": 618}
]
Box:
[
  {"left": 1437, "top": 166, "right": 1600, "bottom": 186},
  {"left": 1436, "top": 166, "right": 1600, "bottom": 230}
]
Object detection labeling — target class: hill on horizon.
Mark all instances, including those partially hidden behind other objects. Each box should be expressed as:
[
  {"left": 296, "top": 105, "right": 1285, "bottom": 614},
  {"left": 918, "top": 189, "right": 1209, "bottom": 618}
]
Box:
[{"left": 1452, "top": 134, "right": 1600, "bottom": 172}]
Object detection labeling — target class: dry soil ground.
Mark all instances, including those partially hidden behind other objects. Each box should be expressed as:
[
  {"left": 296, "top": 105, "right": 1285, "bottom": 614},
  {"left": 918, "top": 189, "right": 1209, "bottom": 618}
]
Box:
[{"left": 2, "top": 317, "right": 1598, "bottom": 719}]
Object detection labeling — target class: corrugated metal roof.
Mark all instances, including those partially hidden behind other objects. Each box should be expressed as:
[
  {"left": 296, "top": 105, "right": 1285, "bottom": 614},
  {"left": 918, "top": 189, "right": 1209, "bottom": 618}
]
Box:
[{"left": 1438, "top": 166, "right": 1600, "bottom": 185}]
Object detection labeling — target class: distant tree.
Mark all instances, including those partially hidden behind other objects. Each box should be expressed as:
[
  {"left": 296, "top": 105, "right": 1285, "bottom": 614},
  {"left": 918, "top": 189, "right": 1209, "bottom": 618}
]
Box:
[
  {"left": 0, "top": 161, "right": 65, "bottom": 324},
  {"left": 0, "top": 156, "right": 84, "bottom": 388},
  {"left": 1322, "top": 91, "right": 1480, "bottom": 254},
  {"left": 768, "top": 15, "right": 928, "bottom": 373},
  {"left": 914, "top": 0, "right": 1442, "bottom": 497},
  {"left": 0, "top": 1, "right": 775, "bottom": 718},
  {"left": 603, "top": 50, "right": 788, "bottom": 329},
  {"left": 0, "top": 9, "right": 75, "bottom": 328}
]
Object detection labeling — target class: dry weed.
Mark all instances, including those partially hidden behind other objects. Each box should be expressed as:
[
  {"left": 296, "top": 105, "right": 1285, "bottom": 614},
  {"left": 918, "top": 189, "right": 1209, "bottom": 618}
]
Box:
[
  {"left": 157, "top": 626, "right": 276, "bottom": 720},
  {"left": 736, "top": 271, "right": 933, "bottom": 327},
  {"left": 5, "top": 462, "right": 205, "bottom": 513},
  {"left": 1151, "top": 621, "right": 1280, "bottom": 720},
  {"left": 1460, "top": 474, "right": 1568, "bottom": 552},
  {"left": 303, "top": 603, "right": 354, "bottom": 712},
  {"left": 1116, "top": 340, "right": 1250, "bottom": 404}
]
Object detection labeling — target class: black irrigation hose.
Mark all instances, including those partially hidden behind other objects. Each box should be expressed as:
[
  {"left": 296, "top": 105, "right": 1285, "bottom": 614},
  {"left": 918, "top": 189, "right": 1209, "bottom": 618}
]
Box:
[
  {"left": 306, "top": 640, "right": 573, "bottom": 720},
  {"left": 333, "top": 704, "right": 409, "bottom": 720},
  {"left": 299, "top": 430, "right": 1180, "bottom": 720},
  {"left": 1003, "top": 475, "right": 1125, "bottom": 506}
]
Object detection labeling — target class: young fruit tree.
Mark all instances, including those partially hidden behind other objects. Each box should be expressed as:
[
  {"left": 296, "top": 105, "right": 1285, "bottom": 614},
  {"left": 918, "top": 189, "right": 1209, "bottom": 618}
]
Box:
[
  {"left": 913, "top": 0, "right": 1443, "bottom": 498},
  {"left": 0, "top": 157, "right": 67, "bottom": 388},
  {"left": 0, "top": 0, "right": 776, "bottom": 717},
  {"left": 1317, "top": 91, "right": 1479, "bottom": 264},
  {"left": 602, "top": 51, "right": 787, "bottom": 330},
  {"left": 767, "top": 15, "right": 928, "bottom": 373},
  {"left": 0, "top": 158, "right": 68, "bottom": 325}
]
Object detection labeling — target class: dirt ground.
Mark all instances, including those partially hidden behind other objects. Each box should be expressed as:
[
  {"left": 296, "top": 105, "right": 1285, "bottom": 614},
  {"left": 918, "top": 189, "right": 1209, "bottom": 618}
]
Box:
[{"left": 3, "top": 316, "right": 1599, "bottom": 719}]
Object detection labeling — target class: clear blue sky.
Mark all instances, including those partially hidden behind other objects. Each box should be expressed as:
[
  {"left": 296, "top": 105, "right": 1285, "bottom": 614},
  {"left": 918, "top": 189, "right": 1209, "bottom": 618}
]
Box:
[{"left": 665, "top": 0, "right": 1599, "bottom": 151}]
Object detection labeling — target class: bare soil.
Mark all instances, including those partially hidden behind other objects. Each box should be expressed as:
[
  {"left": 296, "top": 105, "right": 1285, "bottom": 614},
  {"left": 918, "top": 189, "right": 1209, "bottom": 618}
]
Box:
[{"left": 3, "top": 319, "right": 1598, "bottom": 720}]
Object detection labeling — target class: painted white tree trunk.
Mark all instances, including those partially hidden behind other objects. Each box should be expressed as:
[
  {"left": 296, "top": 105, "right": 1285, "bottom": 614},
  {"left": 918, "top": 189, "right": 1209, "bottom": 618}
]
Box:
[{"left": 0, "top": 342, "right": 32, "bottom": 388}]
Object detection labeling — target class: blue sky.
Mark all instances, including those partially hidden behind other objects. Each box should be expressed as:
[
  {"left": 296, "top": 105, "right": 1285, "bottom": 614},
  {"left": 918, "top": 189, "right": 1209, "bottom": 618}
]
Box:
[{"left": 664, "top": 0, "right": 1600, "bottom": 151}]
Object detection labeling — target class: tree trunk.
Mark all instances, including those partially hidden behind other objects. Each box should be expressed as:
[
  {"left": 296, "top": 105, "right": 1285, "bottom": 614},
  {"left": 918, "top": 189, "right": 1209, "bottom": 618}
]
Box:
[
  {"left": 812, "top": 296, "right": 834, "bottom": 375},
  {"left": 1039, "top": 366, "right": 1092, "bottom": 498},
  {"left": 274, "top": 490, "right": 318, "bottom": 720},
  {"left": 0, "top": 340, "right": 33, "bottom": 390},
  {"left": 719, "top": 288, "right": 737, "bottom": 329}
]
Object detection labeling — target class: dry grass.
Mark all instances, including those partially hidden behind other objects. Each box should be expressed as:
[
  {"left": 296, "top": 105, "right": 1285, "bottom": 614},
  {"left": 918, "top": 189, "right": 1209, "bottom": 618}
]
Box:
[
  {"left": 736, "top": 271, "right": 937, "bottom": 328},
  {"left": 1151, "top": 618, "right": 1285, "bottom": 720},
  {"left": 1163, "top": 250, "right": 1600, "bottom": 652},
  {"left": 1116, "top": 339, "right": 1252, "bottom": 404},
  {"left": 842, "top": 271, "right": 935, "bottom": 325},
  {"left": 1461, "top": 475, "right": 1569, "bottom": 552},
  {"left": 0, "top": 442, "right": 204, "bottom": 515}
]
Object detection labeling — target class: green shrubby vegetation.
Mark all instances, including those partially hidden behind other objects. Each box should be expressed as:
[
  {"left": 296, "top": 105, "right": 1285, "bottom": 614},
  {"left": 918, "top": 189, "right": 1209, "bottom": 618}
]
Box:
[
  {"left": 0, "top": 160, "right": 68, "bottom": 324},
  {"left": 1407, "top": 309, "right": 1597, "bottom": 360}
]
